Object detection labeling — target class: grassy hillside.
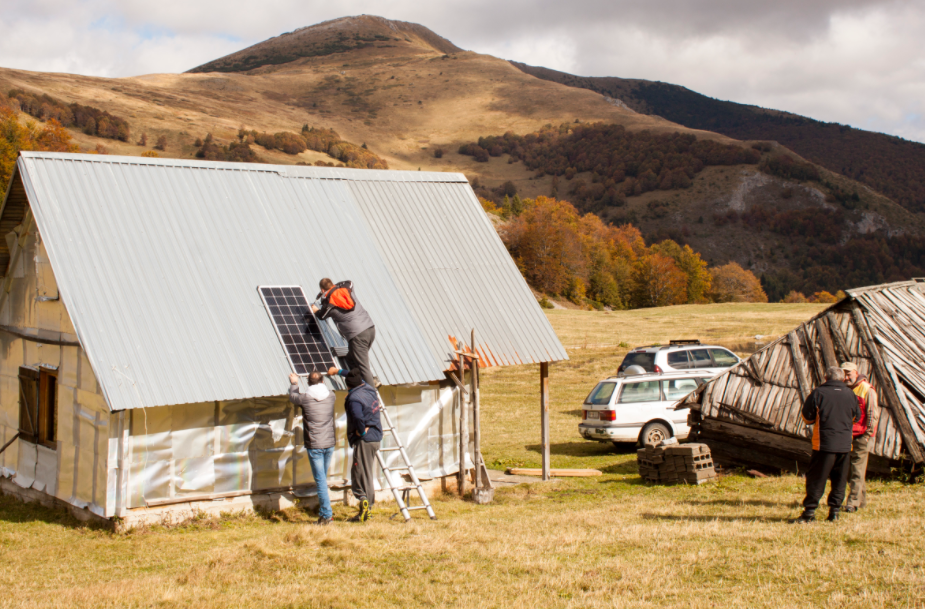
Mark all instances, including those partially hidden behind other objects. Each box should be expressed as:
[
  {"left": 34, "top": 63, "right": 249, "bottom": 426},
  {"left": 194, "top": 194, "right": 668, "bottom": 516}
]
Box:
[
  {"left": 5, "top": 303, "right": 924, "bottom": 608},
  {"left": 2, "top": 15, "right": 922, "bottom": 300}
]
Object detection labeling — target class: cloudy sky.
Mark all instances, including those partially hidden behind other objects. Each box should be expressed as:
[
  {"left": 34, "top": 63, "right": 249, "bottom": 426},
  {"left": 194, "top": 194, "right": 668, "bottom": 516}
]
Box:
[{"left": 3, "top": 0, "right": 923, "bottom": 143}]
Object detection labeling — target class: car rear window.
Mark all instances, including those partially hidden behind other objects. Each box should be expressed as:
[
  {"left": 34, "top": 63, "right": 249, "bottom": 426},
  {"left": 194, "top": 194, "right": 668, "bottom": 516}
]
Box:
[
  {"left": 710, "top": 348, "right": 739, "bottom": 367},
  {"left": 689, "top": 349, "right": 713, "bottom": 368},
  {"left": 585, "top": 382, "right": 617, "bottom": 405},
  {"left": 618, "top": 381, "right": 662, "bottom": 404},
  {"left": 662, "top": 378, "right": 700, "bottom": 400},
  {"left": 619, "top": 352, "right": 655, "bottom": 371},
  {"left": 666, "top": 351, "right": 691, "bottom": 368}
]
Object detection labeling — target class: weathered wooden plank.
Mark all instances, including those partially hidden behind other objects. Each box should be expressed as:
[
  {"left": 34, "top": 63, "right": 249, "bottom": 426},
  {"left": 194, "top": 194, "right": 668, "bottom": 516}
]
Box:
[
  {"left": 786, "top": 331, "right": 810, "bottom": 402},
  {"left": 826, "top": 312, "right": 851, "bottom": 363},
  {"left": 800, "top": 323, "right": 825, "bottom": 386},
  {"left": 814, "top": 318, "right": 838, "bottom": 369},
  {"left": 753, "top": 378, "right": 775, "bottom": 422},
  {"left": 700, "top": 418, "right": 812, "bottom": 458},
  {"left": 717, "top": 401, "right": 774, "bottom": 427},
  {"left": 851, "top": 304, "right": 925, "bottom": 462}
]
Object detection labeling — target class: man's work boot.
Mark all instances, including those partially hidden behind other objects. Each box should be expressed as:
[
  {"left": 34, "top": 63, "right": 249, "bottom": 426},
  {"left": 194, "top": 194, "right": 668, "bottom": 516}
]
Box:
[
  {"left": 314, "top": 516, "right": 332, "bottom": 526},
  {"left": 826, "top": 507, "right": 840, "bottom": 522},
  {"left": 790, "top": 509, "right": 816, "bottom": 524},
  {"left": 843, "top": 505, "right": 858, "bottom": 513}
]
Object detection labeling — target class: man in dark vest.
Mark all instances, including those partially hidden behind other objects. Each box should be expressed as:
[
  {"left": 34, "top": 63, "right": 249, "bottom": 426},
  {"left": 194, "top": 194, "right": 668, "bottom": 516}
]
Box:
[
  {"left": 343, "top": 369, "right": 382, "bottom": 522},
  {"left": 289, "top": 371, "right": 336, "bottom": 525},
  {"left": 792, "top": 366, "right": 860, "bottom": 524},
  {"left": 312, "top": 278, "right": 377, "bottom": 388}
]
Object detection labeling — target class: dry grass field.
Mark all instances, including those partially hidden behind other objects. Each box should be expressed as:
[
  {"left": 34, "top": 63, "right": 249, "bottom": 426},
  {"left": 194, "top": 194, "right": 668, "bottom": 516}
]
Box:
[{"left": 5, "top": 303, "right": 925, "bottom": 609}]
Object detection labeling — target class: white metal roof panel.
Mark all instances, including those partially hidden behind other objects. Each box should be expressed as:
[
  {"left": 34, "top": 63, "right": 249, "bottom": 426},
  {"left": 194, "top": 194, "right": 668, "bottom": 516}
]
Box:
[{"left": 10, "top": 152, "right": 566, "bottom": 411}]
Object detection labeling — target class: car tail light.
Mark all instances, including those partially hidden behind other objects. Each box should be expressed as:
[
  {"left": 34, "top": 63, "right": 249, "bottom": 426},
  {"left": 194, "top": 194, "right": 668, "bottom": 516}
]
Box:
[
  {"left": 582, "top": 410, "right": 587, "bottom": 420},
  {"left": 653, "top": 365, "right": 663, "bottom": 373},
  {"left": 599, "top": 410, "right": 616, "bottom": 421}
]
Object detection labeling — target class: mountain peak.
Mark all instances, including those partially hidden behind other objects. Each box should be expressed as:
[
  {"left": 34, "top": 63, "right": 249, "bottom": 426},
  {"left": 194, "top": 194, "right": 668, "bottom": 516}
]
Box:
[{"left": 187, "top": 15, "right": 462, "bottom": 74}]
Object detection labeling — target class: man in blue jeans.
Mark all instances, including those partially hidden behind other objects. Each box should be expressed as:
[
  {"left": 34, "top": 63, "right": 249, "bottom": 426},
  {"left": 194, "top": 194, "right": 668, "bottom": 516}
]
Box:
[{"left": 289, "top": 371, "right": 337, "bottom": 525}]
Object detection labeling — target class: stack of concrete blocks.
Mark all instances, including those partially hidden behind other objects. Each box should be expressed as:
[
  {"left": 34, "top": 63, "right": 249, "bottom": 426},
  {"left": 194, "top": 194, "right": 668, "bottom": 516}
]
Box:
[{"left": 637, "top": 443, "right": 716, "bottom": 485}]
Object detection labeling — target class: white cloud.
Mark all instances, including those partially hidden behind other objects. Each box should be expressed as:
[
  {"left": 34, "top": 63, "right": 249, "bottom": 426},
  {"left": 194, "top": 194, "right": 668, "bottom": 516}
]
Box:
[{"left": 0, "top": 0, "right": 923, "bottom": 142}]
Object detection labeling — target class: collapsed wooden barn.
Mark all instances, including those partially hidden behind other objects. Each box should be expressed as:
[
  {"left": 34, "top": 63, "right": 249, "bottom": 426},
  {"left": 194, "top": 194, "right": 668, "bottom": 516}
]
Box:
[
  {"left": 0, "top": 152, "right": 567, "bottom": 528},
  {"left": 683, "top": 280, "right": 925, "bottom": 474}
]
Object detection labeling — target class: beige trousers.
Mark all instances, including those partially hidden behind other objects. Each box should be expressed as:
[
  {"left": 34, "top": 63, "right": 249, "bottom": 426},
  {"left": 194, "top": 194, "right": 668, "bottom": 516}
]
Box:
[{"left": 846, "top": 435, "right": 871, "bottom": 509}]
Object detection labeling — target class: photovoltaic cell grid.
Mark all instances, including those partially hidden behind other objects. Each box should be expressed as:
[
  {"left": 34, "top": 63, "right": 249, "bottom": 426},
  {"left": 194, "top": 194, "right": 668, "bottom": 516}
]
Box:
[{"left": 258, "top": 286, "right": 337, "bottom": 375}]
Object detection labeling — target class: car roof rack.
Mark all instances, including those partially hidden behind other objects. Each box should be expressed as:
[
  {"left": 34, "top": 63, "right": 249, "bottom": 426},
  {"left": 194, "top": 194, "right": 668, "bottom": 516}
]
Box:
[{"left": 668, "top": 339, "right": 701, "bottom": 345}]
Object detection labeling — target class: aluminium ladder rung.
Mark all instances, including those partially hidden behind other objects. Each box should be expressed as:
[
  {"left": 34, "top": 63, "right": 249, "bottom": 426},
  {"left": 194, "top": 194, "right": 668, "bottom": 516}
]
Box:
[{"left": 374, "top": 401, "right": 437, "bottom": 522}]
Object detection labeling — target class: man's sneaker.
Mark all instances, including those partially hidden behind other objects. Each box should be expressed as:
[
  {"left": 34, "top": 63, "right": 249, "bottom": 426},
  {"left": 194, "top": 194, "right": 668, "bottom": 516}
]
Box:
[
  {"left": 826, "top": 507, "right": 840, "bottom": 522},
  {"left": 360, "top": 499, "right": 370, "bottom": 522},
  {"left": 844, "top": 505, "right": 858, "bottom": 513},
  {"left": 314, "top": 517, "right": 332, "bottom": 526},
  {"left": 790, "top": 509, "right": 816, "bottom": 524}
]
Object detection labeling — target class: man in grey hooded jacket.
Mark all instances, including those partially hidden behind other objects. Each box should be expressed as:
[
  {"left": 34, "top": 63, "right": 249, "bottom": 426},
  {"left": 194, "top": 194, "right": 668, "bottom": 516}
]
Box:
[{"left": 289, "top": 371, "right": 337, "bottom": 525}]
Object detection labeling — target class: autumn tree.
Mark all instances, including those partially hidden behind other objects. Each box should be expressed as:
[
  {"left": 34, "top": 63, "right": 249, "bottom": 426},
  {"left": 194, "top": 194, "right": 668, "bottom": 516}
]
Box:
[
  {"left": 651, "top": 239, "right": 712, "bottom": 303},
  {"left": 709, "top": 263, "right": 768, "bottom": 302},
  {"left": 154, "top": 135, "right": 168, "bottom": 151},
  {"left": 1, "top": 109, "right": 78, "bottom": 188},
  {"left": 782, "top": 291, "right": 809, "bottom": 303},
  {"left": 629, "top": 254, "right": 687, "bottom": 308},
  {"left": 502, "top": 197, "right": 584, "bottom": 295},
  {"left": 811, "top": 291, "right": 838, "bottom": 303}
]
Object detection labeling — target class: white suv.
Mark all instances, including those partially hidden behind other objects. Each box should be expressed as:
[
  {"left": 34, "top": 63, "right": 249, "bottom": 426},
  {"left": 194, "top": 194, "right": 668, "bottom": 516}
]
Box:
[
  {"left": 617, "top": 340, "right": 740, "bottom": 378},
  {"left": 578, "top": 370, "right": 710, "bottom": 446}
]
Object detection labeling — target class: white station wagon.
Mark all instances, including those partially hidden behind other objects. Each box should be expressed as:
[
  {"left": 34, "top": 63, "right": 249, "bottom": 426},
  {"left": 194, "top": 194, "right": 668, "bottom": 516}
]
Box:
[{"left": 578, "top": 370, "right": 711, "bottom": 446}]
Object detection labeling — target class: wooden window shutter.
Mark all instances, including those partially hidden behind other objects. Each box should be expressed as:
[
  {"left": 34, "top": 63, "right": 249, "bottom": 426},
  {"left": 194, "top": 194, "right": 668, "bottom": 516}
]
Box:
[{"left": 18, "top": 367, "right": 40, "bottom": 442}]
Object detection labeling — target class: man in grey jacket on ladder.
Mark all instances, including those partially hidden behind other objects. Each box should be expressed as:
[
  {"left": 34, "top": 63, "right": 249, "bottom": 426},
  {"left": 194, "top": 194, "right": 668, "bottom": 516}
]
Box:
[
  {"left": 289, "top": 371, "right": 337, "bottom": 525},
  {"left": 312, "top": 278, "right": 378, "bottom": 388}
]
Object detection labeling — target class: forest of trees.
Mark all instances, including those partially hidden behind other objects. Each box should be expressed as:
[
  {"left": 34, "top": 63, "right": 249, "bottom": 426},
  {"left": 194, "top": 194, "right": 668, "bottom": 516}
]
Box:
[
  {"left": 236, "top": 125, "right": 388, "bottom": 169},
  {"left": 495, "top": 194, "right": 767, "bottom": 309},
  {"left": 192, "top": 126, "right": 388, "bottom": 168},
  {"left": 512, "top": 63, "right": 925, "bottom": 215},
  {"left": 8, "top": 89, "right": 130, "bottom": 142},
  {"left": 459, "top": 123, "right": 760, "bottom": 211}
]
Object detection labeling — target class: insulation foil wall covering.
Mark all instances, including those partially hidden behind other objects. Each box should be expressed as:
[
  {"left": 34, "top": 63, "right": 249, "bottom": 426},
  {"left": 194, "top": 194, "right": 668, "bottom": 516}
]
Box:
[
  {"left": 0, "top": 229, "right": 110, "bottom": 515},
  {"left": 124, "top": 380, "right": 475, "bottom": 508}
]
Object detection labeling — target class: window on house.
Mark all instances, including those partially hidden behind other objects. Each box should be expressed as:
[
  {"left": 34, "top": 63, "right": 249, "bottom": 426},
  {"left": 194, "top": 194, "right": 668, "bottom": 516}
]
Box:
[{"left": 18, "top": 367, "right": 57, "bottom": 448}]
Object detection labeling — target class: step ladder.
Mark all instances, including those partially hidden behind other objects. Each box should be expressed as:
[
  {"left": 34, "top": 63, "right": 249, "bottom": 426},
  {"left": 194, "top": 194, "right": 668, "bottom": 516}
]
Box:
[{"left": 375, "top": 406, "right": 437, "bottom": 521}]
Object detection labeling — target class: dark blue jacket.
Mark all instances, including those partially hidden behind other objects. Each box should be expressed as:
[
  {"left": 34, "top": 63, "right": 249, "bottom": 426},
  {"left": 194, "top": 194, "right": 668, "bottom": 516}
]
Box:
[{"left": 345, "top": 382, "right": 383, "bottom": 446}]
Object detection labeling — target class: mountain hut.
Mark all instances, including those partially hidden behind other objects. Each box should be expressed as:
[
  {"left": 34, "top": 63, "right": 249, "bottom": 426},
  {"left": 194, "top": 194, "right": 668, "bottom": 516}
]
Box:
[{"left": 0, "top": 152, "right": 567, "bottom": 527}]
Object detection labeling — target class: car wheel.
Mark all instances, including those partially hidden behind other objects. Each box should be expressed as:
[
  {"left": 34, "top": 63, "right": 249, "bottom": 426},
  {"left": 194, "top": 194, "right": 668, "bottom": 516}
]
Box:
[{"left": 640, "top": 422, "right": 671, "bottom": 446}]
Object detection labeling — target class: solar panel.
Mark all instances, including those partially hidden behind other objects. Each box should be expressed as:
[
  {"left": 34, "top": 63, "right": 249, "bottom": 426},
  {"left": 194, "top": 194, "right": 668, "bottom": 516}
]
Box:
[{"left": 258, "top": 285, "right": 338, "bottom": 376}]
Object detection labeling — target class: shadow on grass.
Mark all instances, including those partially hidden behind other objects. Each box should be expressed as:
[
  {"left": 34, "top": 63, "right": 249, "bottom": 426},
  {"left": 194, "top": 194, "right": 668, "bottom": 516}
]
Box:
[
  {"left": 0, "top": 494, "right": 110, "bottom": 531},
  {"left": 563, "top": 409, "right": 584, "bottom": 417},
  {"left": 525, "top": 441, "right": 638, "bottom": 458},
  {"left": 681, "top": 498, "right": 791, "bottom": 508},
  {"left": 641, "top": 512, "right": 792, "bottom": 523}
]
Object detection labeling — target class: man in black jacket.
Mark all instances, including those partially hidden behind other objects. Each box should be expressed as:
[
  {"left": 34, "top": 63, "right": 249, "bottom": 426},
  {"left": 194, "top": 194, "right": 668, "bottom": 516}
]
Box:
[
  {"left": 792, "top": 366, "right": 860, "bottom": 524},
  {"left": 343, "top": 369, "right": 382, "bottom": 523}
]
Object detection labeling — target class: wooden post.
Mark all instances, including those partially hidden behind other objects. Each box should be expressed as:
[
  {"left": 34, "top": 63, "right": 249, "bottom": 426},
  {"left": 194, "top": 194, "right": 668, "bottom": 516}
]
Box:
[
  {"left": 799, "top": 323, "right": 824, "bottom": 385},
  {"left": 814, "top": 318, "right": 838, "bottom": 370},
  {"left": 850, "top": 305, "right": 924, "bottom": 462},
  {"left": 458, "top": 350, "right": 468, "bottom": 497},
  {"left": 540, "top": 362, "right": 550, "bottom": 481},
  {"left": 787, "top": 331, "right": 810, "bottom": 403},
  {"left": 826, "top": 312, "right": 851, "bottom": 362},
  {"left": 471, "top": 329, "right": 480, "bottom": 490}
]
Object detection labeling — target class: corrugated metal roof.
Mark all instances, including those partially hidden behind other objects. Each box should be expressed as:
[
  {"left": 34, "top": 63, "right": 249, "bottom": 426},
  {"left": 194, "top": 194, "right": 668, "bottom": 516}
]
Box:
[{"left": 9, "top": 152, "right": 566, "bottom": 411}]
